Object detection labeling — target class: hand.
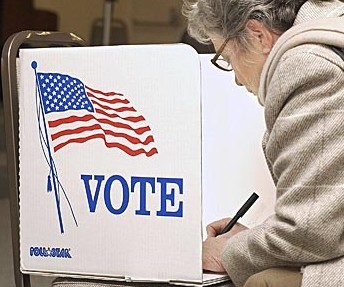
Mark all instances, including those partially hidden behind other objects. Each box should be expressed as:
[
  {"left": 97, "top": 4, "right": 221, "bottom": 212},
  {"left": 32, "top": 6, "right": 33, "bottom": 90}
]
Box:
[{"left": 202, "top": 218, "right": 248, "bottom": 273}]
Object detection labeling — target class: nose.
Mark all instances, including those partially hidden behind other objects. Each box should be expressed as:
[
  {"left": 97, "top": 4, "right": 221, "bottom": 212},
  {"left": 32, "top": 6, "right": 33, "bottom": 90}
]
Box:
[{"left": 235, "top": 76, "right": 243, "bottom": 86}]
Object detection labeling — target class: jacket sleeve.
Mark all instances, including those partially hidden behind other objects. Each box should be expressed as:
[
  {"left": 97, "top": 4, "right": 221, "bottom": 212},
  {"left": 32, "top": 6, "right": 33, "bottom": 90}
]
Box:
[{"left": 222, "top": 46, "right": 344, "bottom": 287}]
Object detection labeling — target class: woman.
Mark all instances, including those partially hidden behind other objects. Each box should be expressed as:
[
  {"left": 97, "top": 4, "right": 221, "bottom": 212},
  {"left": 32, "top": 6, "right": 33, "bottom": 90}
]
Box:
[{"left": 183, "top": 1, "right": 344, "bottom": 287}]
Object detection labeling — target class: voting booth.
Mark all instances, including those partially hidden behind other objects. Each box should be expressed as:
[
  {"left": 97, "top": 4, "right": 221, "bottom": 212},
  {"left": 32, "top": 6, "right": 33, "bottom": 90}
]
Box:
[{"left": 18, "top": 44, "right": 275, "bottom": 285}]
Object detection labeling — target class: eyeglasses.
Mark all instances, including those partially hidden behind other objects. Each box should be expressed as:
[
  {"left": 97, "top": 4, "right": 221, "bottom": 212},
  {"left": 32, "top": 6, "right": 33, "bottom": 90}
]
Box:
[{"left": 211, "top": 37, "right": 233, "bottom": 72}]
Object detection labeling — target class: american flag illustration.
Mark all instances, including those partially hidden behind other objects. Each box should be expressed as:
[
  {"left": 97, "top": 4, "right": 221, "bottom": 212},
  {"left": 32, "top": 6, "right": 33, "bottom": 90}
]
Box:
[
  {"left": 32, "top": 61, "right": 158, "bottom": 233},
  {"left": 36, "top": 72, "right": 158, "bottom": 156}
]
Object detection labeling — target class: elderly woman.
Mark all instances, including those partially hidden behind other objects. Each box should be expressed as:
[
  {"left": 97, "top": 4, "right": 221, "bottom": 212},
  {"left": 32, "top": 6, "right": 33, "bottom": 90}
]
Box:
[{"left": 183, "top": 0, "right": 344, "bottom": 287}]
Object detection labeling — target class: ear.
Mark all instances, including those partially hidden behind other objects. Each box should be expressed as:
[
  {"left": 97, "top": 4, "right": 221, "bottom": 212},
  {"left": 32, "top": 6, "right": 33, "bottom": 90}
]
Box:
[{"left": 245, "top": 19, "right": 278, "bottom": 54}]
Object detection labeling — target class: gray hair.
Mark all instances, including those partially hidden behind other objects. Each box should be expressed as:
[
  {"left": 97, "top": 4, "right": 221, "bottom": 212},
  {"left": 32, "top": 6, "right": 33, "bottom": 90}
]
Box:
[{"left": 182, "top": 0, "right": 330, "bottom": 48}]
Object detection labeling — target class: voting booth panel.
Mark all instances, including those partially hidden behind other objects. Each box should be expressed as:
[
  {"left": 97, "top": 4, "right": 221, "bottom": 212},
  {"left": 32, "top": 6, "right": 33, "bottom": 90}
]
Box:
[
  {"left": 19, "top": 45, "right": 202, "bottom": 283},
  {"left": 18, "top": 44, "right": 275, "bottom": 285}
]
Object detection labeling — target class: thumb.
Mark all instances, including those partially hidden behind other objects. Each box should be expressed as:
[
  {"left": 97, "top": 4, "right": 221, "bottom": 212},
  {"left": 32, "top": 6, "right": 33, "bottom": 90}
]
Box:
[{"left": 206, "top": 224, "right": 218, "bottom": 238}]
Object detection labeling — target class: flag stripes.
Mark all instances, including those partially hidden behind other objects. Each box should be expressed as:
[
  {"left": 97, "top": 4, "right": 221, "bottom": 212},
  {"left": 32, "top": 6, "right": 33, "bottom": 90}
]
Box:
[{"left": 37, "top": 72, "right": 158, "bottom": 156}]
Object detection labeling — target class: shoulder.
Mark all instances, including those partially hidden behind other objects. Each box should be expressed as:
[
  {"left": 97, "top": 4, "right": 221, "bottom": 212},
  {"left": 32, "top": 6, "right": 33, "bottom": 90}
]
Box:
[
  {"left": 267, "top": 43, "right": 344, "bottom": 103},
  {"left": 264, "top": 43, "right": 344, "bottom": 130},
  {"left": 279, "top": 43, "right": 344, "bottom": 70}
]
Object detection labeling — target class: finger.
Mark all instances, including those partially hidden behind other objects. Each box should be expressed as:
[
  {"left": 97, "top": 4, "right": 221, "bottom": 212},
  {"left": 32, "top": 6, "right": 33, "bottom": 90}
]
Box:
[
  {"left": 206, "top": 218, "right": 231, "bottom": 237},
  {"left": 216, "top": 217, "right": 231, "bottom": 229}
]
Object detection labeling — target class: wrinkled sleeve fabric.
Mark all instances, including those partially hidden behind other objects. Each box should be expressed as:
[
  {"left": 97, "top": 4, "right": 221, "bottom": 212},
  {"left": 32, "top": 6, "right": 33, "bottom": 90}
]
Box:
[{"left": 221, "top": 46, "right": 344, "bottom": 287}]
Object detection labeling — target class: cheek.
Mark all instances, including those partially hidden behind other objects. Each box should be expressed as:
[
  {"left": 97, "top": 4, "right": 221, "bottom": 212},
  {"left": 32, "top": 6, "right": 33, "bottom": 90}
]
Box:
[
  {"left": 229, "top": 52, "right": 256, "bottom": 85},
  {"left": 230, "top": 54, "right": 247, "bottom": 76},
  {"left": 230, "top": 64, "right": 246, "bottom": 83}
]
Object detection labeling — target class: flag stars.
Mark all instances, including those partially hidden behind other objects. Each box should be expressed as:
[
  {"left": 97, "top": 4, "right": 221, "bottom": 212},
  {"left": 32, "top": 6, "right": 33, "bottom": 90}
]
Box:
[{"left": 38, "top": 73, "right": 93, "bottom": 114}]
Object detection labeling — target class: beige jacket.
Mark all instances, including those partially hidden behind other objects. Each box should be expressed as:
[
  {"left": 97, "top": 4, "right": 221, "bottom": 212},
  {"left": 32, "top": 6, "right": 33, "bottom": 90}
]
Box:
[{"left": 221, "top": 1, "right": 344, "bottom": 287}]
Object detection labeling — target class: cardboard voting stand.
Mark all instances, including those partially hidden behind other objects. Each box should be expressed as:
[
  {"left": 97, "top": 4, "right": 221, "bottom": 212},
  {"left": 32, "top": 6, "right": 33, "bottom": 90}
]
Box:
[{"left": 18, "top": 45, "right": 274, "bottom": 285}]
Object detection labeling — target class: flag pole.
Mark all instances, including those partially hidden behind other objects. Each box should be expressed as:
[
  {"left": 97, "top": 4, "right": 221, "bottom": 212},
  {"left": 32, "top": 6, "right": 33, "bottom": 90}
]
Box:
[{"left": 32, "top": 61, "right": 65, "bottom": 234}]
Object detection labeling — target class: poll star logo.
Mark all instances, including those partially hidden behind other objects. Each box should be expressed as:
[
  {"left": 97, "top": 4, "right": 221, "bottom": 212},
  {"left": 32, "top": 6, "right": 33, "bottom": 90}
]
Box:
[
  {"left": 31, "top": 61, "right": 159, "bottom": 234},
  {"left": 30, "top": 246, "right": 72, "bottom": 259}
]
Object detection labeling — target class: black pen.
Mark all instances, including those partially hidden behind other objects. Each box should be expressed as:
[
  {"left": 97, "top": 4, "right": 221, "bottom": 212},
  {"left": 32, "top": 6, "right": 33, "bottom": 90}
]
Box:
[{"left": 218, "top": 192, "right": 259, "bottom": 235}]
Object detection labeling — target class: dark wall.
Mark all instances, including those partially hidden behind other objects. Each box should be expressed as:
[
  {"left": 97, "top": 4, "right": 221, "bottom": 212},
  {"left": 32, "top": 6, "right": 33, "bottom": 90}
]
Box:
[{"left": 1, "top": 0, "right": 58, "bottom": 46}]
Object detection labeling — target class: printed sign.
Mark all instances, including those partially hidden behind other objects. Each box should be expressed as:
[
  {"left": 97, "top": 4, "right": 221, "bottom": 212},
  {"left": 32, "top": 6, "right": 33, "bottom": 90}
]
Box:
[{"left": 19, "top": 44, "right": 202, "bottom": 283}]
